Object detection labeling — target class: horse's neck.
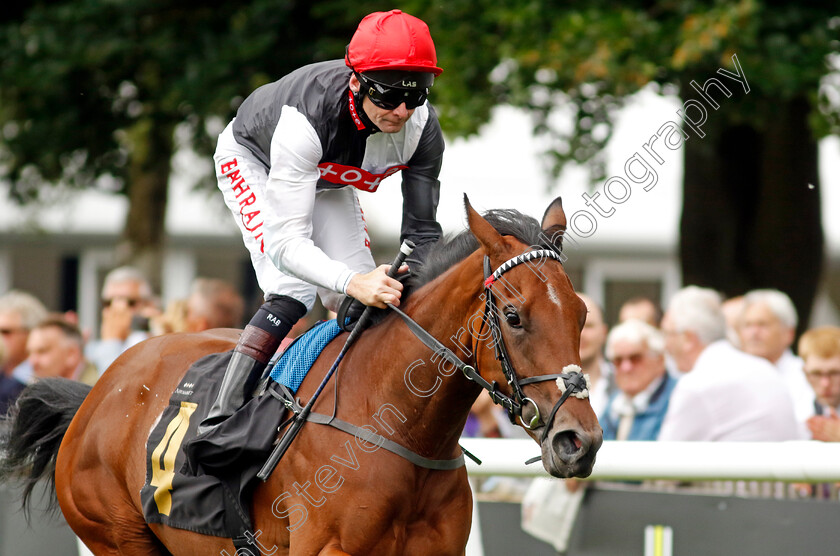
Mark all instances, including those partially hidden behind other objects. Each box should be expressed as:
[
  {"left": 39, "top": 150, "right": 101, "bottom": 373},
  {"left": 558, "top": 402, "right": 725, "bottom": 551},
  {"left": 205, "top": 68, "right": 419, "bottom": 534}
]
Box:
[{"left": 348, "top": 257, "right": 486, "bottom": 459}]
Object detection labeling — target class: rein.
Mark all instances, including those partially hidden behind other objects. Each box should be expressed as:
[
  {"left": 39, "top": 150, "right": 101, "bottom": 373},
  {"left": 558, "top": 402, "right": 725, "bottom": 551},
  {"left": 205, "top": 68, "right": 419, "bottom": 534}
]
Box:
[
  {"left": 389, "top": 248, "right": 590, "bottom": 445},
  {"left": 259, "top": 247, "right": 591, "bottom": 478}
]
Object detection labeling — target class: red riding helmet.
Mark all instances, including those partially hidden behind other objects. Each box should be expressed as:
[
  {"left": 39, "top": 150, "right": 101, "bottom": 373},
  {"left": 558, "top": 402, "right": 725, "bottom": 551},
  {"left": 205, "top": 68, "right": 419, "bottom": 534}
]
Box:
[{"left": 345, "top": 9, "right": 443, "bottom": 87}]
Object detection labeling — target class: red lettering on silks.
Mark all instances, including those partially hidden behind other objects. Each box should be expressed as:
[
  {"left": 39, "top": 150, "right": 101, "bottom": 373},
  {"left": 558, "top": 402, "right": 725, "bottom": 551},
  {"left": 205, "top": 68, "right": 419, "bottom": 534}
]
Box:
[
  {"left": 221, "top": 158, "right": 265, "bottom": 253},
  {"left": 242, "top": 211, "right": 262, "bottom": 231},
  {"left": 232, "top": 179, "right": 249, "bottom": 197},
  {"left": 348, "top": 90, "right": 365, "bottom": 130},
  {"left": 317, "top": 163, "right": 408, "bottom": 193},
  {"left": 226, "top": 169, "right": 242, "bottom": 184},
  {"left": 359, "top": 206, "right": 371, "bottom": 249},
  {"left": 220, "top": 159, "right": 239, "bottom": 174},
  {"left": 239, "top": 192, "right": 257, "bottom": 208}
]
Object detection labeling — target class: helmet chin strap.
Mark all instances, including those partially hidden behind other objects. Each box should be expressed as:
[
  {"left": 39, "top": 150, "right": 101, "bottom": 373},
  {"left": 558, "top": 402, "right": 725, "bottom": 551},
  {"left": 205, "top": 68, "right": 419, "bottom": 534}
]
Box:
[{"left": 350, "top": 87, "right": 381, "bottom": 133}]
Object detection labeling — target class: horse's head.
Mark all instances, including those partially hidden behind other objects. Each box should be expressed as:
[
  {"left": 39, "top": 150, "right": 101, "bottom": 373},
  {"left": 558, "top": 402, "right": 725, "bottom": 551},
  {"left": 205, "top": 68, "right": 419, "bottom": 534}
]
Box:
[{"left": 465, "top": 195, "right": 602, "bottom": 478}]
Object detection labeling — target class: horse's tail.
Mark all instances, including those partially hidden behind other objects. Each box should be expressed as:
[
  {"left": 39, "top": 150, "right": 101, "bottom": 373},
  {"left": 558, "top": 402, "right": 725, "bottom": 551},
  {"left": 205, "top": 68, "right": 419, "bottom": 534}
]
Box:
[{"left": 0, "top": 377, "right": 91, "bottom": 516}]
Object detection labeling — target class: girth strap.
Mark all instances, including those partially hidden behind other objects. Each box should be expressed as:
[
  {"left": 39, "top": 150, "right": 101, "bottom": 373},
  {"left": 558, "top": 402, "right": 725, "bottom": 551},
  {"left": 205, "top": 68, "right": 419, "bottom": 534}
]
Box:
[
  {"left": 306, "top": 412, "right": 465, "bottom": 470},
  {"left": 270, "top": 385, "right": 465, "bottom": 471}
]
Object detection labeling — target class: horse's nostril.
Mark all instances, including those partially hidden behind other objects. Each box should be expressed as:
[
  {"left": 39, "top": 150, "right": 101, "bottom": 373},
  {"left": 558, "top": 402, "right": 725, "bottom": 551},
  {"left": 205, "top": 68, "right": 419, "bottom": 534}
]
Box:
[{"left": 552, "top": 430, "right": 583, "bottom": 458}]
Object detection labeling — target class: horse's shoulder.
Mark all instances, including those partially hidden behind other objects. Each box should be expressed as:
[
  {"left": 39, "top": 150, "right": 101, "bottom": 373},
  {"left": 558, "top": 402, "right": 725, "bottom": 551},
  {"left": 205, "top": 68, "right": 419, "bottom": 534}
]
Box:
[{"left": 175, "top": 328, "right": 240, "bottom": 352}]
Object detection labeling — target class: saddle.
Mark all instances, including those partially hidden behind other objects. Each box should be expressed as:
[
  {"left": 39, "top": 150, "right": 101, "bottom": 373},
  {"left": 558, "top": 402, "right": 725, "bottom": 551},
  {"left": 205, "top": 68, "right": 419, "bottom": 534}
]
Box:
[{"left": 140, "top": 321, "right": 342, "bottom": 542}]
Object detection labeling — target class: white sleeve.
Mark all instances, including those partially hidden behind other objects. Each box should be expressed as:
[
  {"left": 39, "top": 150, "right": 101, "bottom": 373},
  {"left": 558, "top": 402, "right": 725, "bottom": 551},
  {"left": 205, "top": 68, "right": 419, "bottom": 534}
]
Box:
[{"left": 261, "top": 107, "right": 358, "bottom": 294}]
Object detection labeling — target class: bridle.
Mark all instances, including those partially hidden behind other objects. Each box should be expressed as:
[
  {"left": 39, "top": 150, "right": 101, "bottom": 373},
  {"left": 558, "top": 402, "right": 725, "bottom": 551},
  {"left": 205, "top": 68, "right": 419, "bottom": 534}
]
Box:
[
  {"left": 388, "top": 248, "right": 590, "bottom": 444},
  {"left": 480, "top": 250, "right": 590, "bottom": 441},
  {"left": 258, "top": 245, "right": 591, "bottom": 480}
]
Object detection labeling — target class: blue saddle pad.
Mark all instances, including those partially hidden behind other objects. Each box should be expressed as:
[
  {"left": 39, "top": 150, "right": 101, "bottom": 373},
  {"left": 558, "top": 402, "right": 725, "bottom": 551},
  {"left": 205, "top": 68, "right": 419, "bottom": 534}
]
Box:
[{"left": 269, "top": 319, "right": 342, "bottom": 393}]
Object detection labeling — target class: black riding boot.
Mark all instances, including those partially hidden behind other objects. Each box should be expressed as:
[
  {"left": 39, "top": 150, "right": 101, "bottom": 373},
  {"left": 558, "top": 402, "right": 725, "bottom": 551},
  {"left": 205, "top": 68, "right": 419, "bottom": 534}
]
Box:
[{"left": 197, "top": 294, "right": 307, "bottom": 435}]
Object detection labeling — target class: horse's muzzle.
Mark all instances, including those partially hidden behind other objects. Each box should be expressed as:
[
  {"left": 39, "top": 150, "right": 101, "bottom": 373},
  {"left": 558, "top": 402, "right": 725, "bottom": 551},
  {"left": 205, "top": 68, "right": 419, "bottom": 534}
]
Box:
[{"left": 541, "top": 426, "right": 602, "bottom": 478}]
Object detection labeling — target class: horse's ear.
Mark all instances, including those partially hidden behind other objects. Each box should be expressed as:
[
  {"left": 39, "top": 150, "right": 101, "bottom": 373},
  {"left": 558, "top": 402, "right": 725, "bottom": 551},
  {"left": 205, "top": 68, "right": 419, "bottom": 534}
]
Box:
[
  {"left": 541, "top": 196, "right": 567, "bottom": 250},
  {"left": 464, "top": 194, "right": 504, "bottom": 256}
]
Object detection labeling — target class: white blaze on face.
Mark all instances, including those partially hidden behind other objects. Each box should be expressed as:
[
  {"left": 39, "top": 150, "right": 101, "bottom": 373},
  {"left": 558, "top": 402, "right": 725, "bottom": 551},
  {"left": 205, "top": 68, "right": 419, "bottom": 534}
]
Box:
[
  {"left": 555, "top": 365, "right": 591, "bottom": 399},
  {"left": 546, "top": 284, "right": 563, "bottom": 308}
]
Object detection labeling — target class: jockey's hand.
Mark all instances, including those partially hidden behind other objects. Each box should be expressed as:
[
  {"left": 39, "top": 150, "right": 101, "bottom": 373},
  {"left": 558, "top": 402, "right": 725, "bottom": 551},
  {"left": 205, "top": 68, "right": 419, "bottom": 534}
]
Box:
[{"left": 345, "top": 264, "right": 407, "bottom": 309}]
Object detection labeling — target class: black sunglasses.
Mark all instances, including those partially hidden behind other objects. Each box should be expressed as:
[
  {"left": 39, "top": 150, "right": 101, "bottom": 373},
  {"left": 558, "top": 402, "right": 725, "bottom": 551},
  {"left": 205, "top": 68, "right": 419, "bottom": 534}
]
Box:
[
  {"left": 102, "top": 297, "right": 142, "bottom": 308},
  {"left": 357, "top": 73, "right": 428, "bottom": 110}
]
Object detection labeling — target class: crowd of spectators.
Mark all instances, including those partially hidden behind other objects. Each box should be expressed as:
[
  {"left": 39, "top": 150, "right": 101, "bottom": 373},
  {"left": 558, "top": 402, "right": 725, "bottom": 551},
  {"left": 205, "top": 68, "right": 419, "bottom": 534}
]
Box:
[
  {"left": 519, "top": 284, "right": 840, "bottom": 551},
  {"left": 472, "top": 282, "right": 839, "bottom": 453},
  {"left": 0, "top": 267, "right": 247, "bottom": 419},
  {"left": 474, "top": 283, "right": 837, "bottom": 449}
]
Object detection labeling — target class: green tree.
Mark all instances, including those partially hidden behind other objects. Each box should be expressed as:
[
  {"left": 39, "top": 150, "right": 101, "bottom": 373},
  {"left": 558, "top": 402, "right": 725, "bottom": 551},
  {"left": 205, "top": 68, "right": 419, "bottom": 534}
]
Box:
[
  {"left": 0, "top": 0, "right": 363, "bottom": 288},
  {"left": 415, "top": 0, "right": 839, "bottom": 331},
  {"left": 2, "top": 1, "right": 837, "bottom": 329}
]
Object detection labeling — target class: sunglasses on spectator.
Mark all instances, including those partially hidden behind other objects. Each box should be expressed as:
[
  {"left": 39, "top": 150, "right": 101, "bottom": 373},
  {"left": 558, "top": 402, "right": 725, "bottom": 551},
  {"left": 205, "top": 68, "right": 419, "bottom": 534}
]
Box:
[
  {"left": 102, "top": 297, "right": 143, "bottom": 308},
  {"left": 357, "top": 73, "right": 428, "bottom": 110},
  {"left": 611, "top": 352, "right": 647, "bottom": 366}
]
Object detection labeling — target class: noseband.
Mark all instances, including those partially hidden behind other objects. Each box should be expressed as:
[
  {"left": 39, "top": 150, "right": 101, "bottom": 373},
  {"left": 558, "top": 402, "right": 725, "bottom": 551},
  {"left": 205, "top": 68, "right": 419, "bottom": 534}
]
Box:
[{"left": 388, "top": 249, "right": 590, "bottom": 443}]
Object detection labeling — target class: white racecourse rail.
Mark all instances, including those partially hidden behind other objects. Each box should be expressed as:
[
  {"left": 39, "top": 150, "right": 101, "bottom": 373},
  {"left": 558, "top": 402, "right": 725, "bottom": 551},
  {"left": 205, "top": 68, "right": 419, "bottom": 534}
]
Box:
[{"left": 460, "top": 439, "right": 840, "bottom": 482}]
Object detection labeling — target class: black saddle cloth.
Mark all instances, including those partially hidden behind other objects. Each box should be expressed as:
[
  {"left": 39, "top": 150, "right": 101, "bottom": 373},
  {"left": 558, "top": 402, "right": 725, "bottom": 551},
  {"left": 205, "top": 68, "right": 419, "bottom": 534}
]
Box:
[{"left": 140, "top": 351, "right": 286, "bottom": 539}]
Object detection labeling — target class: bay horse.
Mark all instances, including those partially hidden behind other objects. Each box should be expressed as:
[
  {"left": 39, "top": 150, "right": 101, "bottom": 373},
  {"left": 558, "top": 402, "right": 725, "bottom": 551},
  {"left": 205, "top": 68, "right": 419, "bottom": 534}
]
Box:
[{"left": 1, "top": 196, "right": 602, "bottom": 555}]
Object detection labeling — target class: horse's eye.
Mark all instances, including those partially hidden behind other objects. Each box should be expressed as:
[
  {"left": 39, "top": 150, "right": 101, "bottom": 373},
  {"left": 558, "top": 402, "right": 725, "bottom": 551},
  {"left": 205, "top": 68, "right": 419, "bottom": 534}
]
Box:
[{"left": 504, "top": 308, "right": 522, "bottom": 329}]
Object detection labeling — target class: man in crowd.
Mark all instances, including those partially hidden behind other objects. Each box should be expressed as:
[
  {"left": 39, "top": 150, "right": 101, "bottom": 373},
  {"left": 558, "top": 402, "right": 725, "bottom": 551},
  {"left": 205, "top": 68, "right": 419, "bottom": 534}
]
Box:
[
  {"left": 618, "top": 296, "right": 662, "bottom": 328},
  {"left": 85, "top": 266, "right": 159, "bottom": 374},
  {"left": 601, "top": 319, "right": 677, "bottom": 441},
  {"left": 184, "top": 277, "right": 246, "bottom": 332},
  {"left": 0, "top": 290, "right": 48, "bottom": 414},
  {"left": 798, "top": 326, "right": 840, "bottom": 442},
  {"left": 738, "top": 288, "right": 814, "bottom": 434},
  {"left": 27, "top": 317, "right": 98, "bottom": 386},
  {"left": 658, "top": 286, "right": 798, "bottom": 441}
]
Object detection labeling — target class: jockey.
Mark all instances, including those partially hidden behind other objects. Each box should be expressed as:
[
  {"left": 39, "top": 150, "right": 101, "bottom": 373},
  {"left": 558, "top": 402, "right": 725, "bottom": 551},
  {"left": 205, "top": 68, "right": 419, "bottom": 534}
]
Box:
[{"left": 199, "top": 10, "right": 445, "bottom": 433}]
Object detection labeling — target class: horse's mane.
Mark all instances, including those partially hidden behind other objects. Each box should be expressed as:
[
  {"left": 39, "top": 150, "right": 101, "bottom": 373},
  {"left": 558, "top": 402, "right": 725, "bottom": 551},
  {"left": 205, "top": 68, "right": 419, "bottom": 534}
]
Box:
[
  {"left": 364, "top": 208, "right": 559, "bottom": 326},
  {"left": 404, "top": 208, "right": 557, "bottom": 298}
]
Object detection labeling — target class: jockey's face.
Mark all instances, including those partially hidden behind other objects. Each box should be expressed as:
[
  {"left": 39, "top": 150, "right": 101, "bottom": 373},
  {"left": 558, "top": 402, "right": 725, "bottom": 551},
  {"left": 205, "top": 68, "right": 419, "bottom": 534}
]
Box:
[{"left": 349, "top": 74, "right": 414, "bottom": 133}]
